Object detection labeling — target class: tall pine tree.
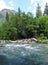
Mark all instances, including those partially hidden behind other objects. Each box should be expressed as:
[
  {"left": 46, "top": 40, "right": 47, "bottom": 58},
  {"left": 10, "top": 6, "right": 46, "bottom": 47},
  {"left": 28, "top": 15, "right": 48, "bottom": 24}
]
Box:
[
  {"left": 6, "top": 12, "right": 9, "bottom": 22},
  {"left": 44, "top": 3, "right": 48, "bottom": 15},
  {"left": 36, "top": 3, "right": 42, "bottom": 18},
  {"left": 18, "top": 8, "right": 21, "bottom": 17}
]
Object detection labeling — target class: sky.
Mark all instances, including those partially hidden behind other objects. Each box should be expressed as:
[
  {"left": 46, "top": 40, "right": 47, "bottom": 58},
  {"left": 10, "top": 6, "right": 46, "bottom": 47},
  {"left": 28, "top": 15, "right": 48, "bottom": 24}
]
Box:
[{"left": 0, "top": 0, "right": 48, "bottom": 15}]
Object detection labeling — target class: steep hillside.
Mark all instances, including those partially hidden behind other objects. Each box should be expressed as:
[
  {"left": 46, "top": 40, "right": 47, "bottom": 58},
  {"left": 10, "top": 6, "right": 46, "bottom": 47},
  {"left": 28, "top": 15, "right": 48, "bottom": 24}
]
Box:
[{"left": 0, "top": 9, "right": 16, "bottom": 19}]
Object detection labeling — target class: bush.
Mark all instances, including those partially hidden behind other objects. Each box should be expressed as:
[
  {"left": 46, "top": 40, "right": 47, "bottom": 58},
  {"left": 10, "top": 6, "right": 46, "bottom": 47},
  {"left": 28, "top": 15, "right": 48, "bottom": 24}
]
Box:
[{"left": 37, "top": 33, "right": 47, "bottom": 40}]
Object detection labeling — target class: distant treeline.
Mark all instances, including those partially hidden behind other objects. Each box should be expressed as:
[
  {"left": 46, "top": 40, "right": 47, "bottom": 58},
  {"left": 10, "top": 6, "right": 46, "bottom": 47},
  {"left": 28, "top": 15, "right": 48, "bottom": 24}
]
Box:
[{"left": 0, "top": 3, "right": 48, "bottom": 40}]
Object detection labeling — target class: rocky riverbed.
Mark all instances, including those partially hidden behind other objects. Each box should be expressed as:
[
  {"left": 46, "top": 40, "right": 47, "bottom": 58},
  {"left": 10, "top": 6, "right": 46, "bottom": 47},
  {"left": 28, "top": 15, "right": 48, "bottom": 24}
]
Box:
[
  {"left": 0, "top": 38, "right": 48, "bottom": 44},
  {"left": 0, "top": 38, "right": 37, "bottom": 44}
]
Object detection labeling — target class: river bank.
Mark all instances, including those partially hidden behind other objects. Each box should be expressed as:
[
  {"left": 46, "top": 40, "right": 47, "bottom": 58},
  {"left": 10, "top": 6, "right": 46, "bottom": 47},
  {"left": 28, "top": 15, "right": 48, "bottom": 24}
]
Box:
[
  {"left": 0, "top": 38, "right": 37, "bottom": 44},
  {"left": 0, "top": 38, "right": 48, "bottom": 44},
  {"left": 37, "top": 39, "right": 48, "bottom": 44}
]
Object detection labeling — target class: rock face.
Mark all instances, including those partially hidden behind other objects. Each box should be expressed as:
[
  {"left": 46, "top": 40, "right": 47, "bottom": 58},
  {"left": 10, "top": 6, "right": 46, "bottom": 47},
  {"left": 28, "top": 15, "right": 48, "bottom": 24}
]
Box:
[
  {"left": 0, "top": 38, "right": 37, "bottom": 44},
  {"left": 0, "top": 14, "right": 4, "bottom": 19}
]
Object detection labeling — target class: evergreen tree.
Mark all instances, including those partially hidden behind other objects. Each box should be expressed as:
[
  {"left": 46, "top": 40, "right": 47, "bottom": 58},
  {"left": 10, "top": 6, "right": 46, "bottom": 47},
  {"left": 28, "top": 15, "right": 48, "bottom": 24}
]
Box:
[
  {"left": 18, "top": 8, "right": 21, "bottom": 16},
  {"left": 6, "top": 12, "right": 9, "bottom": 22},
  {"left": 44, "top": 3, "right": 48, "bottom": 15},
  {"left": 36, "top": 3, "right": 42, "bottom": 18}
]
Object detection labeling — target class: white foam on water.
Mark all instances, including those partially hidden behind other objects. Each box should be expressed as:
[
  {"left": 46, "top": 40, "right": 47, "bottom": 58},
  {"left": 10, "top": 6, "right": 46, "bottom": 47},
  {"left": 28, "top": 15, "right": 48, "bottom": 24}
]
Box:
[
  {"left": 21, "top": 51, "right": 26, "bottom": 56},
  {"left": 5, "top": 44, "right": 29, "bottom": 48},
  {"left": 44, "top": 46, "right": 48, "bottom": 48},
  {"left": 25, "top": 46, "right": 40, "bottom": 51},
  {"left": 5, "top": 44, "right": 40, "bottom": 51}
]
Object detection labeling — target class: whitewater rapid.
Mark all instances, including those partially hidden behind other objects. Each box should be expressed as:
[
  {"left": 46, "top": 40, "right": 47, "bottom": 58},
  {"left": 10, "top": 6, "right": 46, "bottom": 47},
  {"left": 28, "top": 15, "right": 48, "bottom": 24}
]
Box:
[{"left": 0, "top": 43, "right": 48, "bottom": 65}]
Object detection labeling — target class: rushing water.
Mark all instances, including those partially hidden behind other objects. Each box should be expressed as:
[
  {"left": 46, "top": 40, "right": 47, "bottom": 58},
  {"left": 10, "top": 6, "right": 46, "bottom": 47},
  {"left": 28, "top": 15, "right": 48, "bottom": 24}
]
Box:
[{"left": 0, "top": 42, "right": 48, "bottom": 65}]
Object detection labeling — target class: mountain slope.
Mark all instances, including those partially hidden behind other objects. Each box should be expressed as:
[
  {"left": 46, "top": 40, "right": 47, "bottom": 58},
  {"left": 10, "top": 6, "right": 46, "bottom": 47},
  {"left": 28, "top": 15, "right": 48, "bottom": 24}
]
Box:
[
  {"left": 0, "top": 9, "right": 16, "bottom": 19},
  {"left": 0, "top": 14, "right": 4, "bottom": 19}
]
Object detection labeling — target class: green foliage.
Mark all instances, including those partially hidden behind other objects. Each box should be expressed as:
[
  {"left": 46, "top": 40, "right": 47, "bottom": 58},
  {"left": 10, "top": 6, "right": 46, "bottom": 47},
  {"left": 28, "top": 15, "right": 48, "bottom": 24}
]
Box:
[
  {"left": 0, "top": 21, "right": 17, "bottom": 40},
  {"left": 38, "top": 34, "right": 47, "bottom": 40},
  {"left": 0, "top": 6, "right": 48, "bottom": 40}
]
